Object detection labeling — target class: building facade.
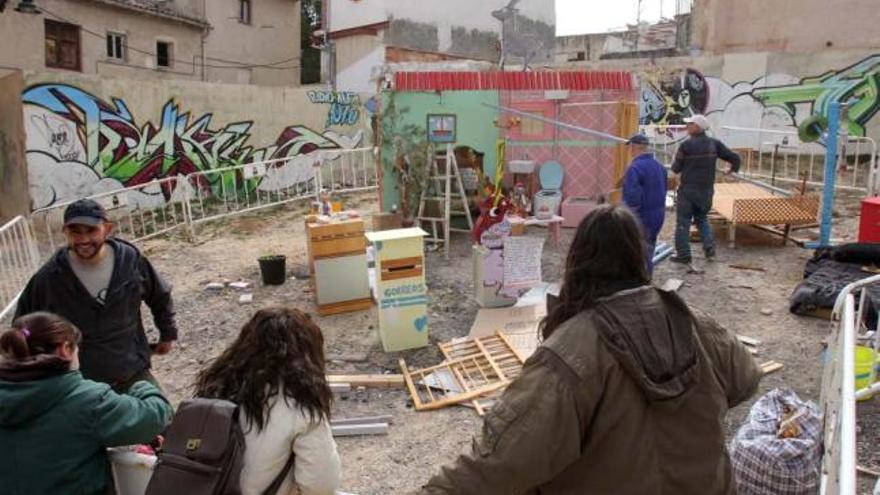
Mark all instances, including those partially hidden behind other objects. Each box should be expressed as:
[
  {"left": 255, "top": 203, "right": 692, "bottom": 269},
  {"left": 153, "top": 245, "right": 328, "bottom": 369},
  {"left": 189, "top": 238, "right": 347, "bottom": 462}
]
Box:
[
  {"left": 324, "top": 0, "right": 556, "bottom": 93},
  {"left": 0, "top": 0, "right": 300, "bottom": 85}
]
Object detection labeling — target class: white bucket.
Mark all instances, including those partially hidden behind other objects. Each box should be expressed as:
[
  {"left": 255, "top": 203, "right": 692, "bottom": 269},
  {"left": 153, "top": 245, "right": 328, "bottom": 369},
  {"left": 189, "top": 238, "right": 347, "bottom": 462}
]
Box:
[{"left": 108, "top": 448, "right": 156, "bottom": 495}]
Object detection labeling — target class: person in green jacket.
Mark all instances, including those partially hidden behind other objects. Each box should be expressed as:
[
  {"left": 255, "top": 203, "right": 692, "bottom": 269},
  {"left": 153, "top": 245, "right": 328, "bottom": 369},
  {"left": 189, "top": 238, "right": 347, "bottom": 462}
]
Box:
[{"left": 0, "top": 312, "right": 173, "bottom": 495}]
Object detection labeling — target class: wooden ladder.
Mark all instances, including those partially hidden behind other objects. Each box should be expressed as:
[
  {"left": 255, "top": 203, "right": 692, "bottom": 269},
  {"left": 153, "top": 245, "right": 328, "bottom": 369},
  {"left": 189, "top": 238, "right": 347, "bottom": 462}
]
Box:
[{"left": 416, "top": 144, "right": 474, "bottom": 259}]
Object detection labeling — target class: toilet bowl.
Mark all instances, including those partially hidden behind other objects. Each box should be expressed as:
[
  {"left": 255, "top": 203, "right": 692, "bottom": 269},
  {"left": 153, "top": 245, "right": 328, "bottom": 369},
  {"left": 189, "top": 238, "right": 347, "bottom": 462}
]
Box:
[{"left": 534, "top": 160, "right": 564, "bottom": 216}]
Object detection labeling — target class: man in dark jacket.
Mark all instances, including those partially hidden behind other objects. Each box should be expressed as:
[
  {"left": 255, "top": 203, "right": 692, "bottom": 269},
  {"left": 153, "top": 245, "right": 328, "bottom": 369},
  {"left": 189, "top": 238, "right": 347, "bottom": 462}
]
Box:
[
  {"left": 622, "top": 134, "right": 667, "bottom": 275},
  {"left": 671, "top": 114, "right": 741, "bottom": 263},
  {"left": 15, "top": 199, "right": 178, "bottom": 391}
]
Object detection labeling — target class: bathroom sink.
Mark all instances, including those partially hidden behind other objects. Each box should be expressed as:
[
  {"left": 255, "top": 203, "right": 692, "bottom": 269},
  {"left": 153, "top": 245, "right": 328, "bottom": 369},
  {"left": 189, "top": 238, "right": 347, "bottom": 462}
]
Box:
[{"left": 508, "top": 160, "right": 535, "bottom": 174}]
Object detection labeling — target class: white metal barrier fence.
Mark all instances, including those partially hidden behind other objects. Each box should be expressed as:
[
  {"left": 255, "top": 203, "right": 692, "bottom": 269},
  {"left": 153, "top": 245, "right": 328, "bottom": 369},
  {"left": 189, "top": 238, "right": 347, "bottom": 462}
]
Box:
[
  {"left": 821, "top": 275, "right": 880, "bottom": 495},
  {"left": 720, "top": 126, "right": 878, "bottom": 194},
  {"left": 28, "top": 147, "right": 378, "bottom": 255},
  {"left": 0, "top": 216, "right": 41, "bottom": 321},
  {"left": 30, "top": 176, "right": 191, "bottom": 254},
  {"left": 641, "top": 124, "right": 879, "bottom": 195}
]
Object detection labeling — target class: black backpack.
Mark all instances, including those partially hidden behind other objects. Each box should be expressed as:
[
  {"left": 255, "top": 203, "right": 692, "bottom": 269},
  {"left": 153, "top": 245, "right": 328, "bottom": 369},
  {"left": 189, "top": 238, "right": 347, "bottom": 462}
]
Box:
[{"left": 145, "top": 398, "right": 293, "bottom": 495}]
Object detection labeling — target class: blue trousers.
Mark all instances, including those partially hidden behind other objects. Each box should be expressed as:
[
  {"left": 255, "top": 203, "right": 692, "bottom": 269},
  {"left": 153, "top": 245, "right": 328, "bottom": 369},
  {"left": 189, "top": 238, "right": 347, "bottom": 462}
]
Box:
[
  {"left": 674, "top": 188, "right": 715, "bottom": 259},
  {"left": 640, "top": 209, "right": 665, "bottom": 275}
]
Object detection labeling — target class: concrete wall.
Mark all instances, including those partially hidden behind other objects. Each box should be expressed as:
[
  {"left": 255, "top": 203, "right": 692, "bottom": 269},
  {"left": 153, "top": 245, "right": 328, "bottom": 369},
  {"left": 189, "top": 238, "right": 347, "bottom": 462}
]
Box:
[
  {"left": 0, "top": 71, "right": 30, "bottom": 221},
  {"left": 0, "top": 0, "right": 205, "bottom": 80},
  {"left": 204, "top": 0, "right": 301, "bottom": 86},
  {"left": 335, "top": 34, "right": 385, "bottom": 93},
  {"left": 328, "top": 0, "right": 556, "bottom": 88},
  {"left": 21, "top": 72, "right": 371, "bottom": 209},
  {"left": 693, "top": 0, "right": 880, "bottom": 55},
  {"left": 557, "top": 49, "right": 880, "bottom": 148}
]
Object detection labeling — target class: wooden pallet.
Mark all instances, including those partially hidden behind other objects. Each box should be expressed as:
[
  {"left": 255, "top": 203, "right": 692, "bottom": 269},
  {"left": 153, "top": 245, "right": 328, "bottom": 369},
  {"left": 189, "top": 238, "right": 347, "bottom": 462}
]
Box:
[{"left": 400, "top": 331, "right": 525, "bottom": 415}]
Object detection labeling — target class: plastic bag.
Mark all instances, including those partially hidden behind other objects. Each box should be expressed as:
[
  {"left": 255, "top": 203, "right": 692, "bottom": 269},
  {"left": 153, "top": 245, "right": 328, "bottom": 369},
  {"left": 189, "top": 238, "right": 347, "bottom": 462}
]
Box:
[{"left": 729, "top": 388, "right": 822, "bottom": 495}]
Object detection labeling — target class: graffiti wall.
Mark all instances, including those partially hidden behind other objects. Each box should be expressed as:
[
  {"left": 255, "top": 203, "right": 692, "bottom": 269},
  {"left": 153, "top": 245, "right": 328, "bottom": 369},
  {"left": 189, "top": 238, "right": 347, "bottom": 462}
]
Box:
[
  {"left": 21, "top": 74, "right": 369, "bottom": 209},
  {"left": 637, "top": 53, "right": 880, "bottom": 148}
]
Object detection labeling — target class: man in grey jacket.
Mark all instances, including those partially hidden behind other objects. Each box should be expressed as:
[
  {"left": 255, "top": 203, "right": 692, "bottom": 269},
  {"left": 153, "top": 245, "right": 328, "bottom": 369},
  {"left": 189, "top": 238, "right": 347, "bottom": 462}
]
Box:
[
  {"left": 671, "top": 115, "right": 741, "bottom": 263},
  {"left": 15, "top": 199, "right": 178, "bottom": 392}
]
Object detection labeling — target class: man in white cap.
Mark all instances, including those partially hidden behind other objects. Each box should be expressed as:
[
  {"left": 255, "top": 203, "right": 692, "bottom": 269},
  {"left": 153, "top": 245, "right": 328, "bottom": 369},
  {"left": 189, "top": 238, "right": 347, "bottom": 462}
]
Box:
[{"left": 670, "top": 115, "right": 740, "bottom": 263}]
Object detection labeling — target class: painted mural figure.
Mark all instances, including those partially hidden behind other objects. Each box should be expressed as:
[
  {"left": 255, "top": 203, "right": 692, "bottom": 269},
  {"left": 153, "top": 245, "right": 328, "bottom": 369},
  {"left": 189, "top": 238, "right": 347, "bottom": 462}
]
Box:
[{"left": 14, "top": 199, "right": 178, "bottom": 393}]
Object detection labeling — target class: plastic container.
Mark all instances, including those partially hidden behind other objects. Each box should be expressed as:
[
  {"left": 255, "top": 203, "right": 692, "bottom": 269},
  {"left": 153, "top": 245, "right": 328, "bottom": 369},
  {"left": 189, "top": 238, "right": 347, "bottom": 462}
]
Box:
[
  {"left": 108, "top": 449, "right": 156, "bottom": 495},
  {"left": 258, "top": 255, "right": 287, "bottom": 285},
  {"left": 855, "top": 345, "right": 879, "bottom": 399}
]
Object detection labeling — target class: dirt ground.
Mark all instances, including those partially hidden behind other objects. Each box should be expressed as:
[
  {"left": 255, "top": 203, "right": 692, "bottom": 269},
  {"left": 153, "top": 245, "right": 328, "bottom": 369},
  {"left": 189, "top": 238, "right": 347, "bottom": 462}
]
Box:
[{"left": 140, "top": 192, "right": 879, "bottom": 494}]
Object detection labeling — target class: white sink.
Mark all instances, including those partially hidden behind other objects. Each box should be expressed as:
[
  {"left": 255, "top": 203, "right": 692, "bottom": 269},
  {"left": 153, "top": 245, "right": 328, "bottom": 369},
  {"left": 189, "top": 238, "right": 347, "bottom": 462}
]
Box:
[{"left": 508, "top": 160, "right": 535, "bottom": 174}]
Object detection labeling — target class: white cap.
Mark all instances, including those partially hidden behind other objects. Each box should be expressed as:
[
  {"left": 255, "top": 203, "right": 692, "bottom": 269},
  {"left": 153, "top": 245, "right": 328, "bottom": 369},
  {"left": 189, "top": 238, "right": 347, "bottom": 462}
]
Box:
[{"left": 684, "top": 114, "right": 711, "bottom": 131}]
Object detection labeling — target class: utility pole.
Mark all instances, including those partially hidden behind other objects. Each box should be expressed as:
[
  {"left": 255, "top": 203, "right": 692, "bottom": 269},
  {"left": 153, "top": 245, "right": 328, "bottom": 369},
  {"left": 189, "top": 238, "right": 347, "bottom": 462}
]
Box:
[{"left": 634, "top": 0, "right": 643, "bottom": 51}]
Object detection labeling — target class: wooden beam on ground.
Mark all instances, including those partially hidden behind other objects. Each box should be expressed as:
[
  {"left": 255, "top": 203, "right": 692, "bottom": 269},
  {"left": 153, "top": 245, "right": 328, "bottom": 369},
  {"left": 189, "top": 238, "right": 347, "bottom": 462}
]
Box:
[
  {"left": 750, "top": 225, "right": 810, "bottom": 247},
  {"left": 327, "top": 374, "right": 405, "bottom": 388},
  {"left": 857, "top": 465, "right": 880, "bottom": 478},
  {"left": 760, "top": 361, "right": 784, "bottom": 375},
  {"left": 729, "top": 264, "right": 766, "bottom": 272},
  {"left": 331, "top": 415, "right": 394, "bottom": 426},
  {"left": 331, "top": 423, "right": 389, "bottom": 437},
  {"left": 737, "top": 335, "right": 762, "bottom": 347}
]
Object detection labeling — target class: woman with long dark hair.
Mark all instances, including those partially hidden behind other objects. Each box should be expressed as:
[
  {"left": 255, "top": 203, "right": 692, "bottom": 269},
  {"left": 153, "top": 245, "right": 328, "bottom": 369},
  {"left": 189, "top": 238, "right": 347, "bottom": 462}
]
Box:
[
  {"left": 0, "top": 312, "right": 172, "bottom": 495},
  {"left": 421, "top": 205, "right": 762, "bottom": 495},
  {"left": 193, "top": 307, "right": 340, "bottom": 495}
]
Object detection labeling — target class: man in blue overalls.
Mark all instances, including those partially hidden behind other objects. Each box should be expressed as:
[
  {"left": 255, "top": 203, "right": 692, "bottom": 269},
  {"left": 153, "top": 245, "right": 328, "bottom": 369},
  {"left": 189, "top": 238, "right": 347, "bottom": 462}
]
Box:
[{"left": 622, "top": 134, "right": 667, "bottom": 275}]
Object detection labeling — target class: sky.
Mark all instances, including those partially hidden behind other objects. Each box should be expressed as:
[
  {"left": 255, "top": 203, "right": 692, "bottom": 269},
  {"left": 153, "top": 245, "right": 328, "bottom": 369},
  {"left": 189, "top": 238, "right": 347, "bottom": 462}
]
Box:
[{"left": 555, "top": 0, "right": 665, "bottom": 36}]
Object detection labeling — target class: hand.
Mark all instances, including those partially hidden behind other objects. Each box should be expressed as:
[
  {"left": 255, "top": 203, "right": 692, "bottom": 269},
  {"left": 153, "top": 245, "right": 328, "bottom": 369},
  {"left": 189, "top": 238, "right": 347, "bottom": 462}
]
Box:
[{"left": 152, "top": 341, "right": 174, "bottom": 355}]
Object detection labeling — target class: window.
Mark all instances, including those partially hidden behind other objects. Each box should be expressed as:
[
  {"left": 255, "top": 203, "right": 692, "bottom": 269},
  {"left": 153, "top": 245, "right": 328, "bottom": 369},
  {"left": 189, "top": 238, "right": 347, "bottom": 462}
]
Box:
[
  {"left": 106, "top": 32, "right": 126, "bottom": 61},
  {"left": 45, "top": 20, "right": 80, "bottom": 71},
  {"left": 239, "top": 0, "right": 251, "bottom": 24},
  {"left": 156, "top": 41, "right": 172, "bottom": 68}
]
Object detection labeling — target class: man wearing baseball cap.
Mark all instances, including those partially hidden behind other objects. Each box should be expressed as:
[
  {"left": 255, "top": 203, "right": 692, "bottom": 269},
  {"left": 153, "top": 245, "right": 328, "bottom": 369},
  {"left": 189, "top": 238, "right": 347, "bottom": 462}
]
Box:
[
  {"left": 15, "top": 198, "right": 178, "bottom": 392},
  {"left": 671, "top": 115, "right": 741, "bottom": 263},
  {"left": 622, "top": 134, "right": 667, "bottom": 275}
]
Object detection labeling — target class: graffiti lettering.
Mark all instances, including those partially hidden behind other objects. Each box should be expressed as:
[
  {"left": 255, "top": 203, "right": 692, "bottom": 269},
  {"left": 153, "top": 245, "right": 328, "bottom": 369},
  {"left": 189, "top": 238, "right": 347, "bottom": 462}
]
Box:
[
  {"left": 752, "top": 54, "right": 880, "bottom": 137},
  {"left": 308, "top": 90, "right": 361, "bottom": 127},
  {"left": 23, "top": 84, "right": 355, "bottom": 208},
  {"left": 639, "top": 68, "right": 709, "bottom": 125}
]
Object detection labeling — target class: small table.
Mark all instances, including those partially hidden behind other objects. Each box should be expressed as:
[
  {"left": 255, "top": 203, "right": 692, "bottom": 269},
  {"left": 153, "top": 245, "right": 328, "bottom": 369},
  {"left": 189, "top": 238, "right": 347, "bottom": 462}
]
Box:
[{"left": 507, "top": 215, "right": 564, "bottom": 247}]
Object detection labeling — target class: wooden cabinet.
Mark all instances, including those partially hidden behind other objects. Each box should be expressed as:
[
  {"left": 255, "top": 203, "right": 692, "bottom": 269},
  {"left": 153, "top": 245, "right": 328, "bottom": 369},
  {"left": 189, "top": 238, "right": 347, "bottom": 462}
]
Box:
[
  {"left": 305, "top": 219, "right": 372, "bottom": 315},
  {"left": 365, "top": 228, "right": 429, "bottom": 352}
]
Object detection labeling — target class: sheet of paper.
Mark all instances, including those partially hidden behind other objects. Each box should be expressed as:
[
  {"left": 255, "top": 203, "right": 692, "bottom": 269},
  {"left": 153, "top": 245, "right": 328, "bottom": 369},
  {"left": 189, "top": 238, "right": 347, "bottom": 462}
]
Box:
[
  {"left": 502, "top": 236, "right": 544, "bottom": 289},
  {"left": 469, "top": 305, "right": 541, "bottom": 338}
]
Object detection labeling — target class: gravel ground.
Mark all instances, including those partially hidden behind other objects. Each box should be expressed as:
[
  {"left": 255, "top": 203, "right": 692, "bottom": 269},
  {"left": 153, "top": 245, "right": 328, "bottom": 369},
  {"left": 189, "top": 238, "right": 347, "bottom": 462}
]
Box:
[{"left": 138, "top": 192, "right": 879, "bottom": 494}]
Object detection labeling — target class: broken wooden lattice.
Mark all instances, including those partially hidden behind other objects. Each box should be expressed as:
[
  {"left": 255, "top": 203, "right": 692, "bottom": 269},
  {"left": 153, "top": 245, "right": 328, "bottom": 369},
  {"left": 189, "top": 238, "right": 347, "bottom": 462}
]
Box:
[{"left": 400, "top": 331, "right": 526, "bottom": 415}]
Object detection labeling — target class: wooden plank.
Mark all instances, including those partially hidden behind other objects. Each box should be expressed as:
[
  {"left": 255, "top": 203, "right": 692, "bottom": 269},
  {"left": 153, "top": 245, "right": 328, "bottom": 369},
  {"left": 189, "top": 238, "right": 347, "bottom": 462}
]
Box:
[
  {"left": 317, "top": 297, "right": 373, "bottom": 316},
  {"left": 331, "top": 423, "right": 389, "bottom": 437},
  {"left": 760, "top": 361, "right": 784, "bottom": 375},
  {"left": 737, "top": 335, "right": 762, "bottom": 347},
  {"left": 327, "top": 374, "right": 405, "bottom": 388},
  {"left": 331, "top": 415, "right": 394, "bottom": 426}
]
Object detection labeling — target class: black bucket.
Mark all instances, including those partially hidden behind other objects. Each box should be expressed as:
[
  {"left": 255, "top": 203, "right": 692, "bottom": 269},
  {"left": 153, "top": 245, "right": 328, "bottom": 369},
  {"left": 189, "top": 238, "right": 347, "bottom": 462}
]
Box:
[{"left": 258, "top": 255, "right": 287, "bottom": 285}]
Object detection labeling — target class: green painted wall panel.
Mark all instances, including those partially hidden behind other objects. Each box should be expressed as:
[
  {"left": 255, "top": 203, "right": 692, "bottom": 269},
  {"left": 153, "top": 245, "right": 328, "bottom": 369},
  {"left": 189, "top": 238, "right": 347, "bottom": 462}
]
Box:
[{"left": 381, "top": 90, "right": 500, "bottom": 210}]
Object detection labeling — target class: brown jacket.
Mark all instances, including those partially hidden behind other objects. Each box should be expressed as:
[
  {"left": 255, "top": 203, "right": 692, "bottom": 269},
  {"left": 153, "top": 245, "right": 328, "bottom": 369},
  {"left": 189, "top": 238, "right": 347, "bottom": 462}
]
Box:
[{"left": 421, "top": 287, "right": 761, "bottom": 495}]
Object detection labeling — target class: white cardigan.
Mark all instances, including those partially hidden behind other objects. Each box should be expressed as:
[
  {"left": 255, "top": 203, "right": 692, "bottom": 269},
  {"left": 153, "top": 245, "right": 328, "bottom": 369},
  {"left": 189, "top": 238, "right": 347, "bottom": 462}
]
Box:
[{"left": 239, "top": 396, "right": 341, "bottom": 495}]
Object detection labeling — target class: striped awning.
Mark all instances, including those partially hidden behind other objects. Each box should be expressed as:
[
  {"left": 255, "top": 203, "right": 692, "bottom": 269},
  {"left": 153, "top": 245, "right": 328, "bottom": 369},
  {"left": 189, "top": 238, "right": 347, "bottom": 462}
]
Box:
[{"left": 393, "top": 71, "right": 635, "bottom": 92}]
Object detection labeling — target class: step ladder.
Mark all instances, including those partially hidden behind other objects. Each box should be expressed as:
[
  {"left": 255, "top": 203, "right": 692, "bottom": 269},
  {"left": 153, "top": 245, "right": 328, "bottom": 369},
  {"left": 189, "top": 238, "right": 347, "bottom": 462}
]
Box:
[{"left": 416, "top": 144, "right": 474, "bottom": 259}]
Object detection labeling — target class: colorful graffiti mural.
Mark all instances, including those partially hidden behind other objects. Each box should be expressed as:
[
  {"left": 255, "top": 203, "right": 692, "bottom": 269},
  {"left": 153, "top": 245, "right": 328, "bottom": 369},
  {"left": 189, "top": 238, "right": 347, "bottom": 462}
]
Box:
[
  {"left": 307, "top": 90, "right": 361, "bottom": 127},
  {"left": 23, "top": 84, "right": 359, "bottom": 208},
  {"left": 639, "top": 68, "right": 709, "bottom": 125},
  {"left": 639, "top": 55, "right": 880, "bottom": 142},
  {"left": 753, "top": 54, "right": 880, "bottom": 137}
]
